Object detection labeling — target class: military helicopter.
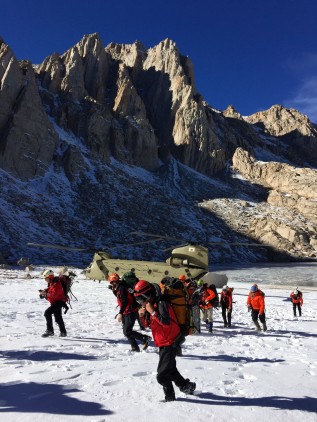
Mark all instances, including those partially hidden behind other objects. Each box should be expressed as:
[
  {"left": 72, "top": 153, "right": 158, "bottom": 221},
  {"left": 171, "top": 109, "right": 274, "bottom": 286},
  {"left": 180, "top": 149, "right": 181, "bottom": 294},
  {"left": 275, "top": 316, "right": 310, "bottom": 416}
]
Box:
[{"left": 28, "top": 231, "right": 266, "bottom": 287}]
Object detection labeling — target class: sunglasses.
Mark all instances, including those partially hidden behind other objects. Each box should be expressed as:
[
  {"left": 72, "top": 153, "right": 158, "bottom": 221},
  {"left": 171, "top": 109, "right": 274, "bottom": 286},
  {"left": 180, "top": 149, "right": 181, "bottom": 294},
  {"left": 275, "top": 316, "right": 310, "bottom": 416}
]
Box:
[{"left": 135, "top": 294, "right": 149, "bottom": 305}]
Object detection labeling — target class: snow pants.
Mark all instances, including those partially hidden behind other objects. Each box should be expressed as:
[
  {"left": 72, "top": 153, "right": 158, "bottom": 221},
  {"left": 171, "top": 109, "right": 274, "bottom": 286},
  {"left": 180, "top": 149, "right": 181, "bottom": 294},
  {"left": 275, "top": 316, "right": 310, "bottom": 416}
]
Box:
[
  {"left": 221, "top": 305, "right": 232, "bottom": 326},
  {"left": 44, "top": 301, "right": 66, "bottom": 334},
  {"left": 122, "top": 311, "right": 145, "bottom": 350},
  {"left": 157, "top": 345, "right": 186, "bottom": 396},
  {"left": 293, "top": 302, "right": 302, "bottom": 316},
  {"left": 251, "top": 309, "right": 266, "bottom": 323}
]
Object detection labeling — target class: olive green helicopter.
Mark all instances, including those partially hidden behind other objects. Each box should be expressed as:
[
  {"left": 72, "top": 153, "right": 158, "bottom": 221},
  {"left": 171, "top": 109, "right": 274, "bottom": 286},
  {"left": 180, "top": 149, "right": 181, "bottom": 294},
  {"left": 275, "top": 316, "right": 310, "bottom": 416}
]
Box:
[{"left": 28, "top": 231, "right": 266, "bottom": 286}]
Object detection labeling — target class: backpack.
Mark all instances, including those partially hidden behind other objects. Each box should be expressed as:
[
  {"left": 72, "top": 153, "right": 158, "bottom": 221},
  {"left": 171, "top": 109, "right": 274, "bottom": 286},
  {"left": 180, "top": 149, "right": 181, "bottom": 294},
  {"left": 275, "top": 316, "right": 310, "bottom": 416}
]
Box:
[
  {"left": 160, "top": 277, "right": 195, "bottom": 336},
  {"left": 122, "top": 271, "right": 139, "bottom": 292},
  {"left": 58, "top": 271, "right": 77, "bottom": 307},
  {"left": 210, "top": 293, "right": 220, "bottom": 308}
]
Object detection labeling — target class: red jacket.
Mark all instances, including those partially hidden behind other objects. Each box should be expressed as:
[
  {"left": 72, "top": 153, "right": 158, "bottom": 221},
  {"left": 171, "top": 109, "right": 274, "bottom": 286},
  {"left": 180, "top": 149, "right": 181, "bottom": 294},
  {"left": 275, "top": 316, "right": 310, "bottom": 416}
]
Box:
[
  {"left": 140, "top": 300, "right": 180, "bottom": 347},
  {"left": 220, "top": 290, "right": 233, "bottom": 309},
  {"left": 247, "top": 290, "right": 265, "bottom": 314},
  {"left": 290, "top": 291, "right": 303, "bottom": 305},
  {"left": 115, "top": 283, "right": 138, "bottom": 315},
  {"left": 46, "top": 280, "right": 66, "bottom": 303}
]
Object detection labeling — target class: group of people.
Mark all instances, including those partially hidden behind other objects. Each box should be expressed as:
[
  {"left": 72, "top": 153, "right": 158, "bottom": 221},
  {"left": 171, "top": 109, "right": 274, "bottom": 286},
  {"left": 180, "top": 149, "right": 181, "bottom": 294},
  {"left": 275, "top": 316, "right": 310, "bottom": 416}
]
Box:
[{"left": 38, "top": 269, "right": 304, "bottom": 402}]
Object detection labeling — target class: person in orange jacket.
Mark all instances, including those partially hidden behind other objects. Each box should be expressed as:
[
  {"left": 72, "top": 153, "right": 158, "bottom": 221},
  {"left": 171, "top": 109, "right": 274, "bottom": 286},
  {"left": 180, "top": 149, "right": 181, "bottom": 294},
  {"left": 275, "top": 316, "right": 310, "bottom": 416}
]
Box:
[
  {"left": 247, "top": 284, "right": 267, "bottom": 331},
  {"left": 200, "top": 283, "right": 217, "bottom": 332},
  {"left": 290, "top": 288, "right": 303, "bottom": 317}
]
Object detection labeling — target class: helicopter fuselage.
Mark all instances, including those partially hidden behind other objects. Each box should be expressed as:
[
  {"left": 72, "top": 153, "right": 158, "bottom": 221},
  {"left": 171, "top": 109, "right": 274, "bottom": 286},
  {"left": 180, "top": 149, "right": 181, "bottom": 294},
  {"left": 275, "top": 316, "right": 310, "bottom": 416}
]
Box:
[{"left": 84, "top": 244, "right": 209, "bottom": 283}]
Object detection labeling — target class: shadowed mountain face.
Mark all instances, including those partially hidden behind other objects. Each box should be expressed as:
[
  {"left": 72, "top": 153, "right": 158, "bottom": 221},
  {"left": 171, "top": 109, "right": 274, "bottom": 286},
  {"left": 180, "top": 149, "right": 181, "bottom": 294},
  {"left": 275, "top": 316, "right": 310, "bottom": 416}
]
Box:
[{"left": 0, "top": 34, "right": 316, "bottom": 266}]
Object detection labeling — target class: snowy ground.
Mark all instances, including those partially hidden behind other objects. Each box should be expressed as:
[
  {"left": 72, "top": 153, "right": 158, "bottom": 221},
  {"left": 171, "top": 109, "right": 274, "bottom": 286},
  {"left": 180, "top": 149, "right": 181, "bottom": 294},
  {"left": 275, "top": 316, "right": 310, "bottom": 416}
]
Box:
[{"left": 1, "top": 266, "right": 316, "bottom": 422}]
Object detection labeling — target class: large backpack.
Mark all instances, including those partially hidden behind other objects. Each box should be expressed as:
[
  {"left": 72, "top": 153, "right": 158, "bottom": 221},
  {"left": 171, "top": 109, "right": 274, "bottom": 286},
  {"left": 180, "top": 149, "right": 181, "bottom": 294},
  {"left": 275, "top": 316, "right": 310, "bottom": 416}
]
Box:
[
  {"left": 160, "top": 277, "right": 196, "bottom": 335},
  {"left": 58, "top": 270, "right": 77, "bottom": 307}
]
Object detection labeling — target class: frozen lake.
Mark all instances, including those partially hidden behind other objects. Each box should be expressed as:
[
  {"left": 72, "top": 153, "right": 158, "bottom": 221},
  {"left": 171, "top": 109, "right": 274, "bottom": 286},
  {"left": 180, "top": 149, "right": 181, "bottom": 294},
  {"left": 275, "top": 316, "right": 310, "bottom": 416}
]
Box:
[{"left": 212, "top": 262, "right": 317, "bottom": 288}]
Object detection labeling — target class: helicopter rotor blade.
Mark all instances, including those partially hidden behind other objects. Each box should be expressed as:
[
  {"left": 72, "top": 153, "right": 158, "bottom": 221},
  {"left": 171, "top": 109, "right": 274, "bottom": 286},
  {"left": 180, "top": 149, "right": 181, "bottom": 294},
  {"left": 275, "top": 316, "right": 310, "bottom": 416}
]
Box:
[
  {"left": 115, "top": 238, "right": 166, "bottom": 247},
  {"left": 27, "top": 243, "right": 91, "bottom": 251},
  {"left": 129, "top": 231, "right": 169, "bottom": 239},
  {"left": 208, "top": 242, "right": 270, "bottom": 247}
]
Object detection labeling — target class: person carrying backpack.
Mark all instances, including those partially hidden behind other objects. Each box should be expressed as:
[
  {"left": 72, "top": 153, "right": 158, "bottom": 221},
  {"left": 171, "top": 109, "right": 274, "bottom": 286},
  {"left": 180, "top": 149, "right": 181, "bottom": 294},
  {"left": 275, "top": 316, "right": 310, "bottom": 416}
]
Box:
[
  {"left": 122, "top": 271, "right": 145, "bottom": 330},
  {"left": 108, "top": 273, "right": 150, "bottom": 352},
  {"left": 220, "top": 285, "right": 233, "bottom": 327},
  {"left": 39, "top": 269, "right": 67, "bottom": 337},
  {"left": 247, "top": 284, "right": 267, "bottom": 331},
  {"left": 200, "top": 283, "right": 218, "bottom": 332},
  {"left": 134, "top": 279, "right": 196, "bottom": 402},
  {"left": 290, "top": 288, "right": 303, "bottom": 317}
]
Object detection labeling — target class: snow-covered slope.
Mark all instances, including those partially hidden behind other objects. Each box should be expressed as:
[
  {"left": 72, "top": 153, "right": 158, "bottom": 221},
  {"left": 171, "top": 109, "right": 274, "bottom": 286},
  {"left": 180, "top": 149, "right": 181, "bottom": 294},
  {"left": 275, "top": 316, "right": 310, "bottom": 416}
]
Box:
[{"left": 1, "top": 265, "right": 316, "bottom": 421}]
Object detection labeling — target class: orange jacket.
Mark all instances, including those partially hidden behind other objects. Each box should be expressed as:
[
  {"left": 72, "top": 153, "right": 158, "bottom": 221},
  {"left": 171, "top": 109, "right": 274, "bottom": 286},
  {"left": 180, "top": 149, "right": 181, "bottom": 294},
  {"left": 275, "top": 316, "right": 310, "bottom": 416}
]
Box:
[
  {"left": 200, "top": 287, "right": 217, "bottom": 310},
  {"left": 247, "top": 290, "right": 265, "bottom": 314}
]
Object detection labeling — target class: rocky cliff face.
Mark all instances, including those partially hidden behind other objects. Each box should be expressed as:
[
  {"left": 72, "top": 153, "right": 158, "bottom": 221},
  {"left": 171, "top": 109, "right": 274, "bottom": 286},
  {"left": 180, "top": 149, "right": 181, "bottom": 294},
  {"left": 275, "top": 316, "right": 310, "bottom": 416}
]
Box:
[{"left": 0, "top": 33, "right": 317, "bottom": 265}]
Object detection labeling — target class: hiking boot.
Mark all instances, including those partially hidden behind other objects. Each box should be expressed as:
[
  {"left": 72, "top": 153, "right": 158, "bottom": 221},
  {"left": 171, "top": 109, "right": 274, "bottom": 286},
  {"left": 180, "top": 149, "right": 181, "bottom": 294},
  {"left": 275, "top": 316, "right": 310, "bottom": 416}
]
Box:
[
  {"left": 142, "top": 335, "right": 151, "bottom": 351},
  {"left": 60, "top": 331, "right": 67, "bottom": 337},
  {"left": 164, "top": 395, "right": 176, "bottom": 402},
  {"left": 163, "top": 385, "right": 175, "bottom": 402},
  {"left": 180, "top": 379, "right": 196, "bottom": 395},
  {"left": 262, "top": 323, "right": 267, "bottom": 332},
  {"left": 131, "top": 346, "right": 140, "bottom": 352},
  {"left": 254, "top": 321, "right": 261, "bottom": 331},
  {"left": 41, "top": 330, "right": 54, "bottom": 337}
]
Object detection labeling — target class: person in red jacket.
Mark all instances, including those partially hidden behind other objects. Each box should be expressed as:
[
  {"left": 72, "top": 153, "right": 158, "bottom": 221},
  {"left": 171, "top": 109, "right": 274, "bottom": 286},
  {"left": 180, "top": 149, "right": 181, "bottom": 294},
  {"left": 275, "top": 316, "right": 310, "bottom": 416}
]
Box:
[
  {"left": 220, "top": 285, "right": 233, "bottom": 327},
  {"left": 290, "top": 288, "right": 303, "bottom": 317},
  {"left": 246, "top": 284, "right": 267, "bottom": 331},
  {"left": 134, "top": 279, "right": 196, "bottom": 402},
  {"left": 200, "top": 283, "right": 217, "bottom": 332},
  {"left": 39, "top": 269, "right": 67, "bottom": 337},
  {"left": 108, "top": 273, "right": 150, "bottom": 352}
]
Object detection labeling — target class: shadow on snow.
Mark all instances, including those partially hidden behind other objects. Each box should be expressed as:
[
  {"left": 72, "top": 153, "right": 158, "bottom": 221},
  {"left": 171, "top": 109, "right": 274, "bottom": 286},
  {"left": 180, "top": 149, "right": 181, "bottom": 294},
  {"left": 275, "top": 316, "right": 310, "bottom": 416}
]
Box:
[
  {"left": 1, "top": 350, "right": 98, "bottom": 362},
  {"left": 0, "top": 381, "right": 112, "bottom": 416},
  {"left": 181, "top": 353, "right": 285, "bottom": 364},
  {"left": 178, "top": 391, "right": 317, "bottom": 413}
]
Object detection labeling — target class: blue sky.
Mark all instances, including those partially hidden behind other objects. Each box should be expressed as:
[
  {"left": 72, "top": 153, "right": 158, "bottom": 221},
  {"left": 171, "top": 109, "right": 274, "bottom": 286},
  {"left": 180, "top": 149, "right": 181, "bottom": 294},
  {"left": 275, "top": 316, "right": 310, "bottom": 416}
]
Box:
[{"left": 2, "top": 0, "right": 317, "bottom": 122}]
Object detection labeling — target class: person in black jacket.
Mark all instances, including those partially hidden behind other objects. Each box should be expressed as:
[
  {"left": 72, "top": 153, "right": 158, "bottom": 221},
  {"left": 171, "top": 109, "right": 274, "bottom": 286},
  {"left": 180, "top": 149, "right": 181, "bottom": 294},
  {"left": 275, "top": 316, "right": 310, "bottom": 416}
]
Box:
[{"left": 108, "top": 273, "right": 150, "bottom": 352}]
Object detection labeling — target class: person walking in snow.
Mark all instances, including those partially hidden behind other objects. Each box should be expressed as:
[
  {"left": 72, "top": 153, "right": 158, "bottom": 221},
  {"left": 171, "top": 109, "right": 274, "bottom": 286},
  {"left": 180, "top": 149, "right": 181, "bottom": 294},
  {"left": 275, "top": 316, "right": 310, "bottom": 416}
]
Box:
[
  {"left": 220, "top": 285, "right": 233, "bottom": 327},
  {"left": 108, "top": 273, "right": 150, "bottom": 352},
  {"left": 200, "top": 283, "right": 218, "bottom": 332},
  {"left": 290, "top": 288, "right": 303, "bottom": 317},
  {"left": 247, "top": 284, "right": 267, "bottom": 331},
  {"left": 39, "top": 269, "right": 67, "bottom": 337},
  {"left": 134, "top": 279, "right": 196, "bottom": 402}
]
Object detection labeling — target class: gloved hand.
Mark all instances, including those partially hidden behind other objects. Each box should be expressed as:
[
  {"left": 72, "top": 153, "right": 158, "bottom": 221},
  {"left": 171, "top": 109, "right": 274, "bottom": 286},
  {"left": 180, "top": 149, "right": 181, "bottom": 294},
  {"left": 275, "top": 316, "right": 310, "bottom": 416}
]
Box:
[
  {"left": 117, "top": 313, "right": 123, "bottom": 323},
  {"left": 39, "top": 289, "right": 46, "bottom": 299},
  {"left": 247, "top": 305, "right": 252, "bottom": 312}
]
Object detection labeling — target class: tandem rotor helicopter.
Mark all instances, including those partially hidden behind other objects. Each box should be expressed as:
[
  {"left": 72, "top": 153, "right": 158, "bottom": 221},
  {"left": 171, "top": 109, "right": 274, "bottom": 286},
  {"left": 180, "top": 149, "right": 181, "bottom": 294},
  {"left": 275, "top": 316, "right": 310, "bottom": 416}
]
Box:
[{"left": 28, "top": 231, "right": 267, "bottom": 287}]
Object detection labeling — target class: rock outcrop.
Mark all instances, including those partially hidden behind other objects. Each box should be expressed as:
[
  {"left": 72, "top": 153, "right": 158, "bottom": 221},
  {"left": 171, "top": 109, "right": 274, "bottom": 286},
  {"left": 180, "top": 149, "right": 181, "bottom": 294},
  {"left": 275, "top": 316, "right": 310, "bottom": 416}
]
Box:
[
  {"left": 228, "top": 147, "right": 317, "bottom": 258},
  {"left": 0, "top": 34, "right": 317, "bottom": 264}
]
